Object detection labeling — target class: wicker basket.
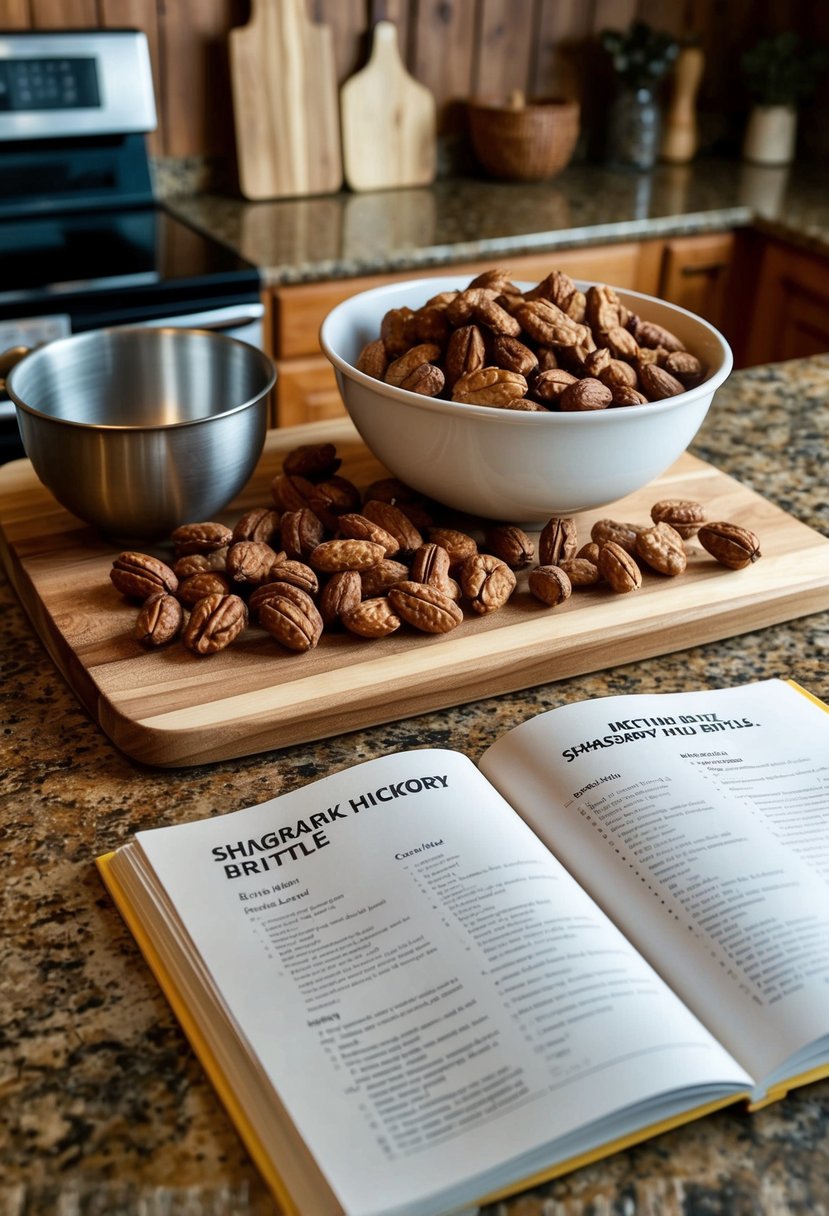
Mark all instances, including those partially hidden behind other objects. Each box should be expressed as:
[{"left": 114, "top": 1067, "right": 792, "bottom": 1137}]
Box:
[{"left": 467, "top": 93, "right": 580, "bottom": 182}]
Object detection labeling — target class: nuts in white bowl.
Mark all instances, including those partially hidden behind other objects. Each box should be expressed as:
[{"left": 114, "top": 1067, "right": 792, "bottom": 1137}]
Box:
[{"left": 319, "top": 271, "right": 733, "bottom": 523}]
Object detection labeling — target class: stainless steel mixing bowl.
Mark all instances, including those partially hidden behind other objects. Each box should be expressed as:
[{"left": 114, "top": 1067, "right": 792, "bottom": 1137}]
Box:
[{"left": 5, "top": 326, "right": 276, "bottom": 539}]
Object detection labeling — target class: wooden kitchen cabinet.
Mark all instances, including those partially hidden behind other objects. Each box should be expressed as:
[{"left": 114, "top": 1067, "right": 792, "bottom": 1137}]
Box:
[
  {"left": 739, "top": 238, "right": 829, "bottom": 366},
  {"left": 268, "top": 236, "right": 731, "bottom": 427},
  {"left": 657, "top": 233, "right": 735, "bottom": 333}
]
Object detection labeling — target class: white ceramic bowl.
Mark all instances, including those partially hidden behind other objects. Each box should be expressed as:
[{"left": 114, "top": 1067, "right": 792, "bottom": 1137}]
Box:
[{"left": 319, "top": 276, "right": 733, "bottom": 522}]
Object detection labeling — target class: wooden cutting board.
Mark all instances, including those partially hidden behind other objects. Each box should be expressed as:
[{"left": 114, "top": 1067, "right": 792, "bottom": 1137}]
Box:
[
  {"left": 340, "top": 20, "right": 437, "bottom": 192},
  {"left": 229, "top": 0, "right": 342, "bottom": 200},
  {"left": 2, "top": 418, "right": 828, "bottom": 769}
]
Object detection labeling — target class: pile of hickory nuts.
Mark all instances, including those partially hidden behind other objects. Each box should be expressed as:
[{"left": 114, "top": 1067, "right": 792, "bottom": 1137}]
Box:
[
  {"left": 354, "top": 268, "right": 708, "bottom": 410},
  {"left": 108, "top": 440, "right": 762, "bottom": 657}
]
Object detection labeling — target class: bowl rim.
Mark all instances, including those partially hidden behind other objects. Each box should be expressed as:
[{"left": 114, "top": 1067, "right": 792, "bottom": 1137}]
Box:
[
  {"left": 319, "top": 275, "right": 733, "bottom": 428},
  {"left": 6, "top": 325, "right": 276, "bottom": 433}
]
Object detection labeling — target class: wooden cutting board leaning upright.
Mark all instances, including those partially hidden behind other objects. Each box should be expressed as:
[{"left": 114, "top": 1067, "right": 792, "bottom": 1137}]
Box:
[
  {"left": 340, "top": 20, "right": 437, "bottom": 192},
  {"left": 229, "top": 0, "right": 342, "bottom": 200}
]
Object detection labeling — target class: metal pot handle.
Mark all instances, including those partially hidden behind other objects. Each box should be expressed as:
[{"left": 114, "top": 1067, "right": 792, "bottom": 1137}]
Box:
[{"left": 0, "top": 346, "right": 30, "bottom": 397}]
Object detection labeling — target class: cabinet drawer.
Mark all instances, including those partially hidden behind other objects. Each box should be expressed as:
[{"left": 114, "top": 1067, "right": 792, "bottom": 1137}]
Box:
[
  {"left": 658, "top": 233, "right": 735, "bottom": 329},
  {"left": 275, "top": 357, "right": 344, "bottom": 428}
]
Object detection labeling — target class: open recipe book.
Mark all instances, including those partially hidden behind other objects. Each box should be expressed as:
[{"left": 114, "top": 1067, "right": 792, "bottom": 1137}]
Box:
[{"left": 98, "top": 678, "right": 829, "bottom": 1216}]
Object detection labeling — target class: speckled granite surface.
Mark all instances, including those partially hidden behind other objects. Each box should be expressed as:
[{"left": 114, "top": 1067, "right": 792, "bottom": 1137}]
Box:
[
  {"left": 1, "top": 357, "right": 828, "bottom": 1215},
  {"left": 163, "top": 158, "right": 829, "bottom": 285}
]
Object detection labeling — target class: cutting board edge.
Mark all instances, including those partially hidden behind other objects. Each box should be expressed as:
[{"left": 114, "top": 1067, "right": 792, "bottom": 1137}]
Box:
[{"left": 97, "top": 581, "right": 829, "bottom": 768}]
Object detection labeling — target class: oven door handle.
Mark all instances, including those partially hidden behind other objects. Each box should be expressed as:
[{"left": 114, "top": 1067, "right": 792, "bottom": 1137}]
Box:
[{"left": 144, "top": 303, "right": 265, "bottom": 334}]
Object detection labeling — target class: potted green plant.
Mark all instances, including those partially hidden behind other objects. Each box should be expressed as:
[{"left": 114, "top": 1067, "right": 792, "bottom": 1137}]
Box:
[
  {"left": 601, "top": 21, "right": 679, "bottom": 169},
  {"left": 741, "top": 32, "right": 828, "bottom": 164}
]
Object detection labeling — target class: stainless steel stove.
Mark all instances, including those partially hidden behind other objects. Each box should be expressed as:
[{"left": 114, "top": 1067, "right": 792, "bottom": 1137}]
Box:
[{"left": 0, "top": 28, "right": 265, "bottom": 462}]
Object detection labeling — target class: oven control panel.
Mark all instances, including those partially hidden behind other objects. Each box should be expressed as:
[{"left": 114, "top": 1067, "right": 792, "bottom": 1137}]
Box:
[
  {"left": 0, "top": 30, "right": 156, "bottom": 139},
  {"left": 0, "top": 55, "right": 100, "bottom": 111}
]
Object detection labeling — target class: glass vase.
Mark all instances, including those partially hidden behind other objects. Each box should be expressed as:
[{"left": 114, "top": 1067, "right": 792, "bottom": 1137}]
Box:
[{"left": 606, "top": 86, "right": 661, "bottom": 170}]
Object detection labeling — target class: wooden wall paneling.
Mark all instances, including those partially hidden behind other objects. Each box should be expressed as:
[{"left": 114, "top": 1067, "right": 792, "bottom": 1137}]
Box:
[
  {"left": 530, "top": 0, "right": 601, "bottom": 102},
  {"left": 590, "top": 0, "right": 638, "bottom": 34},
  {"left": 159, "top": 0, "right": 246, "bottom": 159},
  {"left": 314, "top": 0, "right": 369, "bottom": 84},
  {"left": 472, "top": 0, "right": 536, "bottom": 102},
  {"left": 29, "top": 0, "right": 97, "bottom": 25},
  {"left": 633, "top": 0, "right": 690, "bottom": 38},
  {"left": 3, "top": 1, "right": 822, "bottom": 181},
  {"left": 693, "top": 0, "right": 757, "bottom": 150},
  {"left": 99, "top": 0, "right": 162, "bottom": 157},
  {"left": 534, "top": 0, "right": 620, "bottom": 159},
  {"left": 410, "top": 0, "right": 478, "bottom": 133},
  {"left": 370, "top": 0, "right": 413, "bottom": 51},
  {"left": 0, "top": 0, "right": 31, "bottom": 27}
]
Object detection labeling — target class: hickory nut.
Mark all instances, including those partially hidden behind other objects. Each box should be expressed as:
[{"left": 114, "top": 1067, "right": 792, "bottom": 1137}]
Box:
[
  {"left": 409, "top": 542, "right": 453, "bottom": 589},
  {"left": 280, "top": 508, "right": 325, "bottom": 560},
  {"left": 182, "top": 593, "right": 248, "bottom": 655},
  {"left": 597, "top": 543, "right": 643, "bottom": 593},
  {"left": 559, "top": 557, "right": 602, "bottom": 587},
  {"left": 336, "top": 512, "right": 400, "bottom": 556},
  {"left": 635, "top": 522, "right": 687, "bottom": 577},
  {"left": 356, "top": 338, "right": 389, "bottom": 380},
  {"left": 698, "top": 522, "right": 762, "bottom": 569},
  {"left": 310, "top": 538, "right": 386, "bottom": 573},
  {"left": 282, "top": 442, "right": 341, "bottom": 482},
  {"left": 458, "top": 553, "right": 517, "bottom": 615},
  {"left": 177, "top": 570, "right": 232, "bottom": 606},
  {"left": 231, "top": 507, "right": 282, "bottom": 546},
  {"left": 650, "top": 499, "right": 706, "bottom": 539},
  {"left": 639, "top": 363, "right": 687, "bottom": 401},
  {"left": 559, "top": 376, "right": 613, "bottom": 412},
  {"left": 528, "top": 565, "right": 572, "bottom": 607},
  {"left": 342, "top": 597, "right": 402, "bottom": 639},
  {"left": 319, "top": 571, "right": 362, "bottom": 629},
  {"left": 444, "top": 324, "right": 486, "bottom": 389},
  {"left": 134, "top": 592, "right": 183, "bottom": 647},
  {"left": 225, "top": 541, "right": 279, "bottom": 586},
  {"left": 427, "top": 527, "right": 478, "bottom": 569},
  {"left": 539, "top": 517, "right": 578, "bottom": 566},
  {"left": 484, "top": 525, "right": 535, "bottom": 569},
  {"left": 591, "top": 519, "right": 642, "bottom": 554},
  {"left": 111, "top": 552, "right": 178, "bottom": 600},
  {"left": 258, "top": 585, "right": 323, "bottom": 652},
  {"left": 385, "top": 343, "right": 442, "bottom": 388},
  {"left": 387, "top": 581, "right": 464, "bottom": 633},
  {"left": 170, "top": 521, "right": 233, "bottom": 556},
  {"left": 362, "top": 500, "right": 423, "bottom": 555},
  {"left": 360, "top": 559, "right": 410, "bottom": 597},
  {"left": 452, "top": 367, "right": 528, "bottom": 407}
]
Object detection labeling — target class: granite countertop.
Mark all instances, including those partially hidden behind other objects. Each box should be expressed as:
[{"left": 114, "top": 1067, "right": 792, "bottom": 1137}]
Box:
[
  {"left": 1, "top": 355, "right": 828, "bottom": 1215},
  {"left": 162, "top": 157, "right": 829, "bottom": 285}
]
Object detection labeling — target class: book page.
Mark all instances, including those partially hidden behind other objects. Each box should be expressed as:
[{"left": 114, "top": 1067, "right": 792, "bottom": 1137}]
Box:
[
  {"left": 480, "top": 680, "right": 829, "bottom": 1096},
  {"left": 124, "top": 749, "right": 749, "bottom": 1216}
]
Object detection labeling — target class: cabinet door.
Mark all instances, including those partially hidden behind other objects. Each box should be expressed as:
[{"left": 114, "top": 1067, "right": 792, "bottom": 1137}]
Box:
[
  {"left": 742, "top": 241, "right": 829, "bottom": 366},
  {"left": 658, "top": 233, "right": 734, "bottom": 330},
  {"left": 275, "top": 357, "right": 348, "bottom": 429}
]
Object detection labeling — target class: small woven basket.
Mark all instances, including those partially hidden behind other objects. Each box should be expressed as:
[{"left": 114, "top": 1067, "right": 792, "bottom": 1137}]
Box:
[{"left": 467, "top": 92, "right": 580, "bottom": 182}]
